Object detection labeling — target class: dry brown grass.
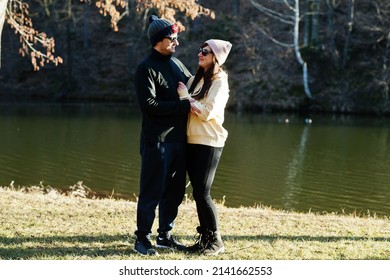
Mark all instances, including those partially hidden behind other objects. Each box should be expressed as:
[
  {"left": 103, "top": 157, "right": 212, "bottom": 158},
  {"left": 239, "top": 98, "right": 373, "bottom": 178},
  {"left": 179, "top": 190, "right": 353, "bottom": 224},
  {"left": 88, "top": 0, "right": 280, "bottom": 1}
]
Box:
[{"left": 0, "top": 184, "right": 389, "bottom": 260}]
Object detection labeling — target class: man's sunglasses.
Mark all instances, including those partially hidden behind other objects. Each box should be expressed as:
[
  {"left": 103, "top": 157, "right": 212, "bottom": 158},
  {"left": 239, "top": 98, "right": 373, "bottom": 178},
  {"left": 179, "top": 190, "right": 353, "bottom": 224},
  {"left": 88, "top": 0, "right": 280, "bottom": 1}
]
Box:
[
  {"left": 199, "top": 48, "right": 213, "bottom": 56},
  {"left": 165, "top": 35, "right": 178, "bottom": 42}
]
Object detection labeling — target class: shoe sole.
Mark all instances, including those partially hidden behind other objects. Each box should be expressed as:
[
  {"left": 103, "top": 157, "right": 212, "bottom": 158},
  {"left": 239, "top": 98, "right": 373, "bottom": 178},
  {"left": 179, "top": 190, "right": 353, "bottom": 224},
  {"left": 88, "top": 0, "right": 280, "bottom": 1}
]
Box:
[
  {"left": 155, "top": 244, "right": 173, "bottom": 249},
  {"left": 156, "top": 244, "right": 186, "bottom": 251},
  {"left": 133, "top": 248, "right": 159, "bottom": 256},
  {"left": 203, "top": 247, "right": 225, "bottom": 256}
]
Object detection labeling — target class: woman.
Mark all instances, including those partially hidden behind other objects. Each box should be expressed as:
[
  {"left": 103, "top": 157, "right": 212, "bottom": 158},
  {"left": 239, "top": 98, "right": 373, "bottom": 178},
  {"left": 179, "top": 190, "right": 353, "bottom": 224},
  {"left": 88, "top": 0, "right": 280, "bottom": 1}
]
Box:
[{"left": 178, "top": 39, "right": 232, "bottom": 256}]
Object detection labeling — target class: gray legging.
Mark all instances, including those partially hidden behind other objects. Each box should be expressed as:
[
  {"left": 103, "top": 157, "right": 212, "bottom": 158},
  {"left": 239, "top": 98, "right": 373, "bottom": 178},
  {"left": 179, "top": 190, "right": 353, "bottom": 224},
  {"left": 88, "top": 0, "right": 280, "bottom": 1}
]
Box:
[{"left": 187, "top": 143, "right": 223, "bottom": 232}]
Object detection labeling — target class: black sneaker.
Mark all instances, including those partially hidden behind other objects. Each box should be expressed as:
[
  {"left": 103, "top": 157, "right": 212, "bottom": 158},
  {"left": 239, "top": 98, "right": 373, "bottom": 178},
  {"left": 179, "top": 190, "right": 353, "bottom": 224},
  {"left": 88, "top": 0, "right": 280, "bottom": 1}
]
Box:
[
  {"left": 134, "top": 236, "right": 158, "bottom": 256},
  {"left": 156, "top": 234, "right": 186, "bottom": 251}
]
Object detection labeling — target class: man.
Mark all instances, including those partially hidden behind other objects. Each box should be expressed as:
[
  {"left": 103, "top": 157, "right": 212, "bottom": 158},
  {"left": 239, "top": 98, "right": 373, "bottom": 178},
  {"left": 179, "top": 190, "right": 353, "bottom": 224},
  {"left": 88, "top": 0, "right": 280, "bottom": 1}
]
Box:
[{"left": 133, "top": 15, "right": 192, "bottom": 255}]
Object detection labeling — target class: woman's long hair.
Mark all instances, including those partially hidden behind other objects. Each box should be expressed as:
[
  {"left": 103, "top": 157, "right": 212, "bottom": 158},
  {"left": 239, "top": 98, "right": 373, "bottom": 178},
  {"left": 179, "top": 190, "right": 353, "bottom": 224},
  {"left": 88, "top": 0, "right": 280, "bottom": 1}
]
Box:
[{"left": 188, "top": 43, "right": 224, "bottom": 100}]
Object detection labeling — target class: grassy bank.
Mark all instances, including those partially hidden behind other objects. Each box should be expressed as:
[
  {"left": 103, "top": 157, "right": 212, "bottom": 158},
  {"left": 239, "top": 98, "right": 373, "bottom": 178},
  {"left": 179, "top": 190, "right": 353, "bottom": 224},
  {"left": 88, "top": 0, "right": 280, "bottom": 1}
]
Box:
[{"left": 0, "top": 183, "right": 389, "bottom": 260}]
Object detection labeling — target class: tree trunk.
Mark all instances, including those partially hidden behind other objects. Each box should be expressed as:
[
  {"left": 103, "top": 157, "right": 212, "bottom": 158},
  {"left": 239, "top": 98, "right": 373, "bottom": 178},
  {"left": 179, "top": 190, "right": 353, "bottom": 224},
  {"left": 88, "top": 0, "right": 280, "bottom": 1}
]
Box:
[
  {"left": 232, "top": 0, "right": 240, "bottom": 17},
  {"left": 382, "top": 30, "right": 390, "bottom": 101},
  {"left": 342, "top": 0, "right": 355, "bottom": 69},
  {"left": 66, "top": 0, "right": 73, "bottom": 91},
  {"left": 0, "top": 0, "right": 9, "bottom": 68},
  {"left": 326, "top": 0, "right": 337, "bottom": 66},
  {"left": 294, "top": 0, "right": 312, "bottom": 98},
  {"left": 303, "top": 0, "right": 319, "bottom": 47},
  {"left": 303, "top": 0, "right": 310, "bottom": 46},
  {"left": 311, "top": 0, "right": 319, "bottom": 46},
  {"left": 83, "top": 2, "right": 90, "bottom": 49}
]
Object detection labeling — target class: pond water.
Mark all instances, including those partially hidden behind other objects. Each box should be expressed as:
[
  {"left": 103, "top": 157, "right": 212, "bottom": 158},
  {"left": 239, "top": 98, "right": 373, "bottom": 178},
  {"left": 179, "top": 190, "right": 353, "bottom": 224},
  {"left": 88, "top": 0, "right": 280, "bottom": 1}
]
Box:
[{"left": 1, "top": 102, "right": 390, "bottom": 216}]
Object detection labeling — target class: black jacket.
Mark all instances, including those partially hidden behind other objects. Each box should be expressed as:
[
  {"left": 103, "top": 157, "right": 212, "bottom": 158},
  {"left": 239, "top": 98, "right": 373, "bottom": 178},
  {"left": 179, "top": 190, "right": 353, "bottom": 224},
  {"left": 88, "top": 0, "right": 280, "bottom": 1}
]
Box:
[{"left": 135, "top": 49, "right": 192, "bottom": 144}]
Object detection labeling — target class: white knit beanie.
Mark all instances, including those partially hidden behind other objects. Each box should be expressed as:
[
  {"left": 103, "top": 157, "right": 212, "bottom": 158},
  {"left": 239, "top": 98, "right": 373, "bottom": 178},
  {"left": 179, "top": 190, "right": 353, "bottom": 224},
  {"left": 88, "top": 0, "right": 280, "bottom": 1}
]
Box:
[{"left": 205, "top": 39, "right": 232, "bottom": 66}]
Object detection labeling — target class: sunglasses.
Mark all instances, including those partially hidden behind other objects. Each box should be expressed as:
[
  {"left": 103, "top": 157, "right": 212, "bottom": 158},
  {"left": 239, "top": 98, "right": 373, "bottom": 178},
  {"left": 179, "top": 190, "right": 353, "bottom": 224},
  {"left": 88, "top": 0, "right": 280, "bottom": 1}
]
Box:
[
  {"left": 165, "top": 35, "right": 178, "bottom": 42},
  {"left": 199, "top": 48, "right": 213, "bottom": 56}
]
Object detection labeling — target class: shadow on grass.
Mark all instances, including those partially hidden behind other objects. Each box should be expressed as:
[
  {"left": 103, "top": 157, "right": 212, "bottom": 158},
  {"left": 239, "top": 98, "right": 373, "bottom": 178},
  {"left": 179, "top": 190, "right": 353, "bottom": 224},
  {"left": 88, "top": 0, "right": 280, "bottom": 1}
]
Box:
[
  {"left": 0, "top": 234, "right": 136, "bottom": 259},
  {"left": 246, "top": 235, "right": 390, "bottom": 243},
  {"left": 0, "top": 234, "right": 388, "bottom": 259}
]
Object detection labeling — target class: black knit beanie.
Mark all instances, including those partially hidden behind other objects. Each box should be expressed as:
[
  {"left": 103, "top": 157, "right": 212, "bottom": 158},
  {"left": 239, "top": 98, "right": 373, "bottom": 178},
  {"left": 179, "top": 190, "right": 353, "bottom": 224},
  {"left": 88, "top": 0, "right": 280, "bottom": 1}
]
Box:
[{"left": 147, "top": 15, "right": 178, "bottom": 46}]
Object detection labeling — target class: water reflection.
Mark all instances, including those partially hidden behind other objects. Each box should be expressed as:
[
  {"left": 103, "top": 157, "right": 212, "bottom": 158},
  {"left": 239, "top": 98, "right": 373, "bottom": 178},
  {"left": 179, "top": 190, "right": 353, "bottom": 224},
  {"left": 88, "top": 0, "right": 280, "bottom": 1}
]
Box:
[
  {"left": 1, "top": 103, "right": 390, "bottom": 216},
  {"left": 221, "top": 113, "right": 390, "bottom": 216},
  {"left": 0, "top": 103, "right": 141, "bottom": 197},
  {"left": 284, "top": 125, "right": 310, "bottom": 210}
]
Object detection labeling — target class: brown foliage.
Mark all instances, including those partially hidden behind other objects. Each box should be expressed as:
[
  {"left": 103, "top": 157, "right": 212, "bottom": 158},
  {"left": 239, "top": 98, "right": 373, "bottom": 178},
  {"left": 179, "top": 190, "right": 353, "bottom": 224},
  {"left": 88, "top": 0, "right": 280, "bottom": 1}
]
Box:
[
  {"left": 135, "top": 0, "right": 215, "bottom": 31},
  {"left": 82, "top": 0, "right": 127, "bottom": 32},
  {"left": 6, "top": 0, "right": 63, "bottom": 71},
  {"left": 4, "top": 0, "right": 214, "bottom": 70}
]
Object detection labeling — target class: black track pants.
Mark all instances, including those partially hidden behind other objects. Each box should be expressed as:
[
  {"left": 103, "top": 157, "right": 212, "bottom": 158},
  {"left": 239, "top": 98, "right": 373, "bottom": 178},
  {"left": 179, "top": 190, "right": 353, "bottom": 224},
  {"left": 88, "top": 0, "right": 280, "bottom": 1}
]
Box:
[{"left": 135, "top": 142, "right": 187, "bottom": 237}]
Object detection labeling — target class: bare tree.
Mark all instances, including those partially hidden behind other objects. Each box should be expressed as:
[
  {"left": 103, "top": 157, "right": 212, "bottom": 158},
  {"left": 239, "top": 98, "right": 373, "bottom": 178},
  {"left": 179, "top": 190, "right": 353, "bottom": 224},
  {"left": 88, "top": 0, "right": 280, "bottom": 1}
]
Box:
[
  {"left": 249, "top": 0, "right": 312, "bottom": 98},
  {"left": 34, "top": 0, "right": 55, "bottom": 17},
  {"left": 326, "top": 0, "right": 337, "bottom": 64},
  {"left": 0, "top": 0, "right": 9, "bottom": 67},
  {"left": 383, "top": 30, "right": 390, "bottom": 101},
  {"left": 376, "top": 2, "right": 390, "bottom": 102},
  {"left": 293, "top": 0, "right": 312, "bottom": 98},
  {"left": 342, "top": 0, "right": 355, "bottom": 69},
  {"left": 311, "top": 0, "right": 320, "bottom": 45}
]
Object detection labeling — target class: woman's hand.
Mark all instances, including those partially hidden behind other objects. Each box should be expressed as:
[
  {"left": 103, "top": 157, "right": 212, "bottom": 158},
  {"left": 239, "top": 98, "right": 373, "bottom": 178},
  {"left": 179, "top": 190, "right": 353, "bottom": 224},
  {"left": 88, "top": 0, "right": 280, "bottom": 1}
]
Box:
[
  {"left": 190, "top": 99, "right": 201, "bottom": 114},
  {"left": 177, "top": 82, "right": 190, "bottom": 100}
]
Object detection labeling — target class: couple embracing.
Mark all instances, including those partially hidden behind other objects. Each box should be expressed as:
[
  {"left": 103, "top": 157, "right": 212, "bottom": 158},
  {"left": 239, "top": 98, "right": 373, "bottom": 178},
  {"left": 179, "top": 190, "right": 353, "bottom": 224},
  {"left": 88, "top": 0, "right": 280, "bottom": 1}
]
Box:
[{"left": 134, "top": 15, "right": 232, "bottom": 257}]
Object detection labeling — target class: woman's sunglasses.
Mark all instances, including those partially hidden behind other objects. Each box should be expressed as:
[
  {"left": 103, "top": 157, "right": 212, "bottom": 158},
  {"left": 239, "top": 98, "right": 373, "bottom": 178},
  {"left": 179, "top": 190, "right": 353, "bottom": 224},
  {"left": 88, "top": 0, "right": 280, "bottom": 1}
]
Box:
[{"left": 199, "top": 48, "right": 213, "bottom": 56}]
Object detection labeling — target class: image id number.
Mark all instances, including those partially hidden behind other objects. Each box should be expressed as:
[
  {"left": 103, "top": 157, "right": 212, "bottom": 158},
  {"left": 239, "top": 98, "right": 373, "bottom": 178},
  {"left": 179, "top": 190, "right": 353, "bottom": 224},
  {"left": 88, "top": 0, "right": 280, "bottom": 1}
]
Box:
[{"left": 212, "top": 266, "right": 272, "bottom": 276}]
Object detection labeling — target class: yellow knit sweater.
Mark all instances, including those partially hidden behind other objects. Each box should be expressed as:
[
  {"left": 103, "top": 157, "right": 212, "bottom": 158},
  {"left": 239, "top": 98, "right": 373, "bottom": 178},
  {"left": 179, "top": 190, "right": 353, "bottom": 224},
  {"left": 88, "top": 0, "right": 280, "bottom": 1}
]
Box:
[{"left": 186, "top": 71, "right": 229, "bottom": 148}]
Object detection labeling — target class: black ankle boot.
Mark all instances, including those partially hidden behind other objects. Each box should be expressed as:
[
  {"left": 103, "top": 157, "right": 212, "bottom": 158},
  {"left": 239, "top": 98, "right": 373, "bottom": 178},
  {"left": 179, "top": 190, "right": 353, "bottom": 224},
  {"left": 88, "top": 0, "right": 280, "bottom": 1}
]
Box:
[
  {"left": 202, "top": 230, "right": 225, "bottom": 256},
  {"left": 186, "top": 226, "right": 207, "bottom": 253}
]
